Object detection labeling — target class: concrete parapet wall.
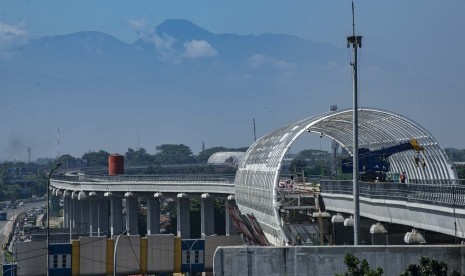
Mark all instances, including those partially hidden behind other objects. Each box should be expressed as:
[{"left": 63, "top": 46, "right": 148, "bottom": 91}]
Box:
[
  {"left": 16, "top": 241, "right": 47, "bottom": 276},
  {"left": 11, "top": 234, "right": 243, "bottom": 275},
  {"left": 79, "top": 237, "right": 107, "bottom": 275},
  {"left": 214, "top": 245, "right": 465, "bottom": 276},
  {"left": 146, "top": 234, "right": 175, "bottom": 273},
  {"left": 205, "top": 235, "right": 242, "bottom": 271}
]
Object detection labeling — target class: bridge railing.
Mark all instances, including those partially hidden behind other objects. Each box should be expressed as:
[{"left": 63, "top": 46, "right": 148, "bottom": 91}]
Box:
[
  {"left": 52, "top": 173, "right": 236, "bottom": 183},
  {"left": 320, "top": 180, "right": 465, "bottom": 208}
]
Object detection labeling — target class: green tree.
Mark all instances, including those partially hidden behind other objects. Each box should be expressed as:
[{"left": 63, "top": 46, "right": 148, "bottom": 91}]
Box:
[
  {"left": 154, "top": 144, "right": 195, "bottom": 164},
  {"left": 289, "top": 149, "right": 332, "bottom": 176},
  {"left": 82, "top": 150, "right": 110, "bottom": 167},
  {"left": 56, "top": 154, "right": 77, "bottom": 168},
  {"left": 125, "top": 148, "right": 153, "bottom": 165},
  {"left": 335, "top": 253, "right": 383, "bottom": 276},
  {"left": 455, "top": 164, "right": 465, "bottom": 179},
  {"left": 30, "top": 172, "right": 48, "bottom": 197},
  {"left": 445, "top": 148, "right": 465, "bottom": 162},
  {"left": 400, "top": 256, "right": 460, "bottom": 276},
  {"left": 143, "top": 165, "right": 168, "bottom": 174}
]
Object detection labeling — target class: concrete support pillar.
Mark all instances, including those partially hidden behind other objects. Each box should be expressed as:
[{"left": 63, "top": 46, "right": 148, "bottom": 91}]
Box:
[
  {"left": 370, "top": 222, "right": 388, "bottom": 245},
  {"left": 225, "top": 199, "right": 237, "bottom": 236},
  {"left": 97, "top": 200, "right": 109, "bottom": 237},
  {"left": 125, "top": 197, "right": 139, "bottom": 235},
  {"left": 110, "top": 197, "right": 123, "bottom": 236},
  {"left": 176, "top": 194, "right": 190, "bottom": 238},
  {"left": 342, "top": 216, "right": 355, "bottom": 245},
  {"left": 331, "top": 213, "right": 345, "bottom": 245},
  {"left": 89, "top": 201, "right": 98, "bottom": 237},
  {"left": 201, "top": 194, "right": 215, "bottom": 237},
  {"left": 72, "top": 200, "right": 81, "bottom": 234},
  {"left": 69, "top": 198, "right": 75, "bottom": 239},
  {"left": 147, "top": 198, "right": 160, "bottom": 235},
  {"left": 80, "top": 200, "right": 90, "bottom": 235},
  {"left": 63, "top": 197, "right": 71, "bottom": 228}
]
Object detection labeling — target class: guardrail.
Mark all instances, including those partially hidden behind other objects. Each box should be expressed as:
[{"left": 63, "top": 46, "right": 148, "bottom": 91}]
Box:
[
  {"left": 319, "top": 180, "right": 465, "bottom": 208},
  {"left": 53, "top": 173, "right": 236, "bottom": 183}
]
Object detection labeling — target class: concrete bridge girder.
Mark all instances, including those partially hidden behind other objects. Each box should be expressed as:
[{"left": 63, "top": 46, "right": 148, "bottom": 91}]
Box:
[{"left": 321, "top": 192, "right": 465, "bottom": 239}]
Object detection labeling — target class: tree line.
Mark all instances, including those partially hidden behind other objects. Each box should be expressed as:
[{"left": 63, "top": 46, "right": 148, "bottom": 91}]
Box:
[{"left": 56, "top": 144, "right": 248, "bottom": 167}]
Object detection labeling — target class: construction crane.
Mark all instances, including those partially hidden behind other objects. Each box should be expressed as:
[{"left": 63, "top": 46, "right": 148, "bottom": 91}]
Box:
[{"left": 341, "top": 139, "right": 425, "bottom": 181}]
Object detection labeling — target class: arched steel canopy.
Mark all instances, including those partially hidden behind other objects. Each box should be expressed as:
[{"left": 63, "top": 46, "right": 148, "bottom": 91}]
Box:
[{"left": 234, "top": 107, "right": 456, "bottom": 245}]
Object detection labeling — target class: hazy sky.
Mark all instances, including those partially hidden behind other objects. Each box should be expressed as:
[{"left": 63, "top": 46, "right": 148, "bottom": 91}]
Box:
[{"left": 1, "top": 1, "right": 464, "bottom": 161}]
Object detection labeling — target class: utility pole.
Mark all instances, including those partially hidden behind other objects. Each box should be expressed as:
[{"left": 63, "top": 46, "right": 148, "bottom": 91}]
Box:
[{"left": 347, "top": 1, "right": 362, "bottom": 245}]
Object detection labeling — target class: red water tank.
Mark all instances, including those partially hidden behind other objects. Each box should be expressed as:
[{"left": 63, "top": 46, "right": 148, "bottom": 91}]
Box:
[{"left": 108, "top": 154, "right": 124, "bottom": 175}]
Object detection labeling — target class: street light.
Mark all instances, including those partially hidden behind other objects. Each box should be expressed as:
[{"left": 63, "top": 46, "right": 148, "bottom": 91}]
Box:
[
  {"left": 181, "top": 239, "right": 202, "bottom": 275},
  {"left": 47, "top": 163, "right": 62, "bottom": 276},
  {"left": 113, "top": 231, "right": 127, "bottom": 276}
]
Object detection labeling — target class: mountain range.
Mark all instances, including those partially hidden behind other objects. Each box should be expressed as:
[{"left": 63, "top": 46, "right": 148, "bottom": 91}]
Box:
[{"left": 0, "top": 19, "right": 430, "bottom": 160}]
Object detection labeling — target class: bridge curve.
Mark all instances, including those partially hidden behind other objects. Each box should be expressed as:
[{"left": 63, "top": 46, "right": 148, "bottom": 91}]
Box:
[
  {"left": 48, "top": 108, "right": 460, "bottom": 245},
  {"left": 234, "top": 107, "right": 456, "bottom": 245},
  {"left": 51, "top": 173, "right": 235, "bottom": 196}
]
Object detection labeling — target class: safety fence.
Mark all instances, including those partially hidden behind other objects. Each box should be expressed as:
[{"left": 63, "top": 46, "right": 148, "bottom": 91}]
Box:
[
  {"left": 53, "top": 173, "right": 236, "bottom": 183},
  {"left": 319, "top": 180, "right": 465, "bottom": 208}
]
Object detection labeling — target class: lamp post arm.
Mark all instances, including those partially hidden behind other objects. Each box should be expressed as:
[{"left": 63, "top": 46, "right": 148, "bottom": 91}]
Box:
[{"left": 113, "top": 231, "right": 127, "bottom": 276}]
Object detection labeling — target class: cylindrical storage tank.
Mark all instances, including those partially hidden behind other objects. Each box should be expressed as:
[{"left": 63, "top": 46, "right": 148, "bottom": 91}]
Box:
[{"left": 108, "top": 154, "right": 124, "bottom": 175}]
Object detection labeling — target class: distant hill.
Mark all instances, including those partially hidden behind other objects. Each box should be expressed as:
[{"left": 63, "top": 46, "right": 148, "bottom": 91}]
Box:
[{"left": 0, "top": 19, "right": 406, "bottom": 159}]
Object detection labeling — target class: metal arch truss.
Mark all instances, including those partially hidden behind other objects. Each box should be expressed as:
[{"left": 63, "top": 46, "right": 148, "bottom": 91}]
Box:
[{"left": 234, "top": 107, "right": 456, "bottom": 246}]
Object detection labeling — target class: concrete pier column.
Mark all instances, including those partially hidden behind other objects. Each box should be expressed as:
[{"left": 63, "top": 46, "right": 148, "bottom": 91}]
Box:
[
  {"left": 63, "top": 197, "right": 71, "bottom": 228},
  {"left": 331, "top": 213, "right": 345, "bottom": 245},
  {"left": 97, "top": 200, "right": 109, "bottom": 237},
  {"left": 342, "top": 216, "right": 355, "bottom": 245},
  {"left": 110, "top": 197, "right": 123, "bottom": 236},
  {"left": 80, "top": 200, "right": 90, "bottom": 235},
  {"left": 69, "top": 193, "right": 78, "bottom": 239},
  {"left": 72, "top": 200, "right": 81, "bottom": 234},
  {"left": 225, "top": 196, "right": 238, "bottom": 236},
  {"left": 176, "top": 193, "right": 190, "bottom": 238},
  {"left": 201, "top": 193, "right": 215, "bottom": 237},
  {"left": 89, "top": 201, "right": 98, "bottom": 237},
  {"left": 125, "top": 196, "right": 139, "bottom": 235},
  {"left": 370, "top": 222, "right": 388, "bottom": 245},
  {"left": 147, "top": 197, "right": 161, "bottom": 235}
]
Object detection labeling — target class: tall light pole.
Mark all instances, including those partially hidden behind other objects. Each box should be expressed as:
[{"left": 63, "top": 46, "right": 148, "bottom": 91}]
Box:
[
  {"left": 347, "top": 1, "right": 362, "bottom": 245},
  {"left": 47, "top": 163, "right": 62, "bottom": 276}
]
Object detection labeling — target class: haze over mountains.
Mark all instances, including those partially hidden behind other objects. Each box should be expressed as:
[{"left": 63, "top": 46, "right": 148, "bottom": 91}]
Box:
[{"left": 0, "top": 19, "right": 459, "bottom": 161}]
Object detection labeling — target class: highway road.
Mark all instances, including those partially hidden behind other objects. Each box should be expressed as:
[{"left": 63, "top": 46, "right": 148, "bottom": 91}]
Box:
[{"left": 0, "top": 200, "right": 46, "bottom": 267}]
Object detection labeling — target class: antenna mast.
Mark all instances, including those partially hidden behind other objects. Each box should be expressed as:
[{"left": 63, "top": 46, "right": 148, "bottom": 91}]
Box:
[
  {"left": 253, "top": 118, "right": 257, "bottom": 142},
  {"left": 56, "top": 128, "right": 61, "bottom": 158},
  {"left": 347, "top": 0, "right": 362, "bottom": 246},
  {"left": 137, "top": 124, "right": 140, "bottom": 150}
]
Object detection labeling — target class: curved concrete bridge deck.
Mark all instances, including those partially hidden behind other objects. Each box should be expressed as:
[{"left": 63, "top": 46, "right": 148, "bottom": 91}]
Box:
[
  {"left": 50, "top": 173, "right": 237, "bottom": 239},
  {"left": 51, "top": 173, "right": 235, "bottom": 196},
  {"left": 320, "top": 180, "right": 465, "bottom": 239},
  {"left": 50, "top": 173, "right": 465, "bottom": 242}
]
